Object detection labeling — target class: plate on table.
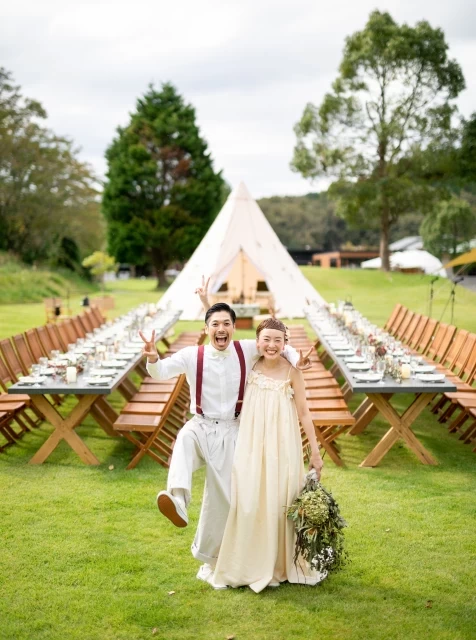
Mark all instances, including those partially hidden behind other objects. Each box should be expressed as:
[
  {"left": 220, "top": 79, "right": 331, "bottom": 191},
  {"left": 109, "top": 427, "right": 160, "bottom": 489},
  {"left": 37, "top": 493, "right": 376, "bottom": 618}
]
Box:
[
  {"left": 18, "top": 376, "right": 46, "bottom": 385},
  {"left": 123, "top": 343, "right": 143, "bottom": 351},
  {"left": 353, "top": 373, "right": 382, "bottom": 382},
  {"left": 414, "top": 365, "right": 436, "bottom": 373},
  {"left": 42, "top": 368, "right": 55, "bottom": 376},
  {"left": 100, "top": 360, "right": 125, "bottom": 368},
  {"left": 334, "top": 349, "right": 355, "bottom": 356},
  {"left": 84, "top": 376, "right": 113, "bottom": 386},
  {"left": 347, "top": 362, "right": 372, "bottom": 371},
  {"left": 416, "top": 373, "right": 446, "bottom": 382},
  {"left": 345, "top": 356, "right": 366, "bottom": 363},
  {"left": 114, "top": 353, "right": 135, "bottom": 360}
]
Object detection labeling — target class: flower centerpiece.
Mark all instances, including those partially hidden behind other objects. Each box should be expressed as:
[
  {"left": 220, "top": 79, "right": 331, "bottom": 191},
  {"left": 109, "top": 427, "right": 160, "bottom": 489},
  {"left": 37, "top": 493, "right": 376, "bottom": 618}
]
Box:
[
  {"left": 54, "top": 355, "right": 87, "bottom": 382},
  {"left": 287, "top": 469, "right": 348, "bottom": 574}
]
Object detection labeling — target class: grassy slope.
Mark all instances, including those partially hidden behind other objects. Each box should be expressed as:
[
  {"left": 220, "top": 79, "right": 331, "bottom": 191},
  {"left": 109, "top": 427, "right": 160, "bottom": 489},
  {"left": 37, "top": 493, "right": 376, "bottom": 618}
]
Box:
[
  {"left": 0, "top": 254, "right": 97, "bottom": 305},
  {"left": 1, "top": 270, "right": 475, "bottom": 640}
]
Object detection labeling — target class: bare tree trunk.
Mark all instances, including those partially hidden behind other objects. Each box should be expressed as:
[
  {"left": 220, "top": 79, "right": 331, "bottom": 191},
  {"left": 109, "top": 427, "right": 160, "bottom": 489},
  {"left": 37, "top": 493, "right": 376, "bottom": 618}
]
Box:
[
  {"left": 156, "top": 268, "right": 168, "bottom": 289},
  {"left": 380, "top": 207, "right": 391, "bottom": 271},
  {"left": 151, "top": 248, "right": 169, "bottom": 289}
]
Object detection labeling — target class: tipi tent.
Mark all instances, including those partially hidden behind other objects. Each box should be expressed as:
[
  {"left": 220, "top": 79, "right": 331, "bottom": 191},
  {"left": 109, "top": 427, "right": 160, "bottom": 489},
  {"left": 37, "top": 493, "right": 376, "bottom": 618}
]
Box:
[{"left": 158, "top": 182, "right": 325, "bottom": 319}]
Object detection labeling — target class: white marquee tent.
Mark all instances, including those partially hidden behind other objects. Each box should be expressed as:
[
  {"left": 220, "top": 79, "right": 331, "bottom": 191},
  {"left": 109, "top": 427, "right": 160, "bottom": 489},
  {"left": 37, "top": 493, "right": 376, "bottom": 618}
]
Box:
[
  {"left": 361, "top": 250, "right": 447, "bottom": 277},
  {"left": 158, "top": 182, "right": 325, "bottom": 319}
]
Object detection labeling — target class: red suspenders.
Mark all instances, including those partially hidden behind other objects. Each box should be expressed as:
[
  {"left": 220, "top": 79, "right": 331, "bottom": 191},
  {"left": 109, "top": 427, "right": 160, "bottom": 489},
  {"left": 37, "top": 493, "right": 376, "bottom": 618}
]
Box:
[{"left": 195, "top": 341, "right": 246, "bottom": 418}]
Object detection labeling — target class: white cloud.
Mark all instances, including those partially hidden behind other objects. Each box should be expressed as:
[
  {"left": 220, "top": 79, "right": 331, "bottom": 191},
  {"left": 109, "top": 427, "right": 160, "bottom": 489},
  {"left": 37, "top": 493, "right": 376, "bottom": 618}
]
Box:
[{"left": 1, "top": 0, "right": 475, "bottom": 198}]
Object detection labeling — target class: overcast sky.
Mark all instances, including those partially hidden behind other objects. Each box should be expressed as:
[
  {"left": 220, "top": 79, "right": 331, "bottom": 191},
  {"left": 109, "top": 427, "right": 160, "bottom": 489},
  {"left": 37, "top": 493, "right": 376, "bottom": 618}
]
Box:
[{"left": 2, "top": 0, "right": 475, "bottom": 198}]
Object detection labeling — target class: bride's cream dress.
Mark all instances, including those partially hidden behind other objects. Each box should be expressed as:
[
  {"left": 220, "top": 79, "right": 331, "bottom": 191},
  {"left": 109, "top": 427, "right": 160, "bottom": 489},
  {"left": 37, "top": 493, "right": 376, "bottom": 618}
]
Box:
[{"left": 214, "top": 368, "right": 324, "bottom": 593}]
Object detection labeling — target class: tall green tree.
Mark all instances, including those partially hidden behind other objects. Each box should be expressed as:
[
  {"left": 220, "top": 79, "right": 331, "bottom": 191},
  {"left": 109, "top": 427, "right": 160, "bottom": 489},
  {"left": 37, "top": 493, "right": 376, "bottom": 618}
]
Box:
[
  {"left": 0, "top": 68, "right": 103, "bottom": 266},
  {"left": 102, "top": 83, "right": 224, "bottom": 287},
  {"left": 292, "top": 11, "right": 465, "bottom": 270},
  {"left": 420, "top": 197, "right": 476, "bottom": 259}
]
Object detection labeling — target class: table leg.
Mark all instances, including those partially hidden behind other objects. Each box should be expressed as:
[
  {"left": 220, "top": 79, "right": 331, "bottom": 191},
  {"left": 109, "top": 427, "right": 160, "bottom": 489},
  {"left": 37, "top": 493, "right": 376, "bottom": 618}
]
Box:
[
  {"left": 29, "top": 395, "right": 101, "bottom": 465},
  {"left": 89, "top": 397, "right": 119, "bottom": 437},
  {"left": 359, "top": 393, "right": 438, "bottom": 467}
]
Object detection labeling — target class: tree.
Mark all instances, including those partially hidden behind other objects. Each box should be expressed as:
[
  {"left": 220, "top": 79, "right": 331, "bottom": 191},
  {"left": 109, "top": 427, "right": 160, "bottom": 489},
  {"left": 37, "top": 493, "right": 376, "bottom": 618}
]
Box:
[
  {"left": 82, "top": 251, "right": 118, "bottom": 291},
  {"left": 0, "top": 68, "right": 104, "bottom": 265},
  {"left": 458, "top": 113, "right": 476, "bottom": 182},
  {"left": 420, "top": 197, "right": 476, "bottom": 259},
  {"left": 292, "top": 11, "right": 465, "bottom": 270},
  {"left": 102, "top": 83, "right": 225, "bottom": 287}
]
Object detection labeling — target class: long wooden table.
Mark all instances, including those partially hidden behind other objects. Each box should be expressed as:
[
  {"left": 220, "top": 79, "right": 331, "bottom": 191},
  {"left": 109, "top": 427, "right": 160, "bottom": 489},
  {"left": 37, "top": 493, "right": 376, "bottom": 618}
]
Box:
[
  {"left": 8, "top": 312, "right": 181, "bottom": 465},
  {"left": 306, "top": 310, "right": 456, "bottom": 467}
]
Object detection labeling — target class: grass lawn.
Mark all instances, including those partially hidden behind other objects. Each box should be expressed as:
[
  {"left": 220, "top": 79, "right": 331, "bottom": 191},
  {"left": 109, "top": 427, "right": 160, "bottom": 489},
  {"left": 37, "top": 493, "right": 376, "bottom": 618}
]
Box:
[{"left": 1, "top": 270, "right": 476, "bottom": 639}]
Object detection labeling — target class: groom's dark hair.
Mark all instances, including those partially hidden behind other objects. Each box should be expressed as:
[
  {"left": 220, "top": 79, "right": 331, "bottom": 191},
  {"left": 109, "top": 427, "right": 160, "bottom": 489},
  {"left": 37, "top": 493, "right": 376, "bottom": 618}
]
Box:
[{"left": 205, "top": 303, "right": 236, "bottom": 325}]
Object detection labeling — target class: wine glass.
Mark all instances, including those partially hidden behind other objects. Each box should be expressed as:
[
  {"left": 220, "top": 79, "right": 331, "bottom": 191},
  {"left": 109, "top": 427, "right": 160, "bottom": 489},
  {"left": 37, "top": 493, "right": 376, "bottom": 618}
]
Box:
[
  {"left": 376, "top": 360, "right": 386, "bottom": 384},
  {"left": 410, "top": 356, "right": 420, "bottom": 378}
]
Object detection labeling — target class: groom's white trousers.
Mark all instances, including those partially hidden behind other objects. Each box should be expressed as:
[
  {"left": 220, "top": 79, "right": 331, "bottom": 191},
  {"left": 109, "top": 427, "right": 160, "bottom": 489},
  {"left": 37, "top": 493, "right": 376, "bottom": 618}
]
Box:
[{"left": 167, "top": 414, "right": 239, "bottom": 565}]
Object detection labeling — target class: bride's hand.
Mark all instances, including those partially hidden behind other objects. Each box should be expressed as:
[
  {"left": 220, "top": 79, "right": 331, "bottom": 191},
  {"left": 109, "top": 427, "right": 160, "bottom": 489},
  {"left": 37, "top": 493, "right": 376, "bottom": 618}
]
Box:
[
  {"left": 296, "top": 347, "right": 314, "bottom": 371},
  {"left": 309, "top": 451, "right": 323, "bottom": 480}
]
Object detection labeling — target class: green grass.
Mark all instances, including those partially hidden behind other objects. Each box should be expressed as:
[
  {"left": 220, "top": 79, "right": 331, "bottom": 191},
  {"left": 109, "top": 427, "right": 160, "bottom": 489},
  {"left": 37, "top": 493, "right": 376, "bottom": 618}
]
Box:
[
  {"left": 0, "top": 278, "right": 164, "bottom": 340},
  {"left": 302, "top": 267, "right": 476, "bottom": 332},
  {"left": 1, "top": 270, "right": 476, "bottom": 639}
]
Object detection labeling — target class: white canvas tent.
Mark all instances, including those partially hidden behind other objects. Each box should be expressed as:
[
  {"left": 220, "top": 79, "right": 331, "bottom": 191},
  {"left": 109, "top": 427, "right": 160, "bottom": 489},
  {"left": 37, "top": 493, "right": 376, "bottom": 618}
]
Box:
[
  {"left": 361, "top": 250, "right": 447, "bottom": 277},
  {"left": 158, "top": 182, "right": 325, "bottom": 319}
]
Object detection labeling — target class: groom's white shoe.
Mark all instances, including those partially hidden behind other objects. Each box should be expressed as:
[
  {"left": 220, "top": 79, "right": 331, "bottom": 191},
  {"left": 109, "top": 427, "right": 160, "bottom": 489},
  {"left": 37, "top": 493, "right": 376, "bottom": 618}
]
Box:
[
  {"left": 156, "top": 491, "right": 188, "bottom": 527},
  {"left": 196, "top": 564, "right": 228, "bottom": 590}
]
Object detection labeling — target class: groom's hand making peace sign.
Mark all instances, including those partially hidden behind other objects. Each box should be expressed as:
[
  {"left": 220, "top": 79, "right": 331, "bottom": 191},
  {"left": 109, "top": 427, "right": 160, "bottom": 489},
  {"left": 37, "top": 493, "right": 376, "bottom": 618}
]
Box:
[{"left": 139, "top": 329, "right": 159, "bottom": 364}]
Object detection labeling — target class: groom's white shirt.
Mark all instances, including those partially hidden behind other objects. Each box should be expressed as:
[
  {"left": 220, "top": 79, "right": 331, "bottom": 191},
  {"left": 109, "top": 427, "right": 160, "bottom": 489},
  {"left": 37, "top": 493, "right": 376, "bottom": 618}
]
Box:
[{"left": 146, "top": 341, "right": 299, "bottom": 420}]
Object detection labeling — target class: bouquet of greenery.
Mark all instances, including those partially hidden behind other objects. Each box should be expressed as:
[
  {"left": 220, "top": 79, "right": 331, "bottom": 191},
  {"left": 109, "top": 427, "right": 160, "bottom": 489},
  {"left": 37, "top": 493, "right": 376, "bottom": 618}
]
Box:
[{"left": 287, "top": 470, "right": 348, "bottom": 574}]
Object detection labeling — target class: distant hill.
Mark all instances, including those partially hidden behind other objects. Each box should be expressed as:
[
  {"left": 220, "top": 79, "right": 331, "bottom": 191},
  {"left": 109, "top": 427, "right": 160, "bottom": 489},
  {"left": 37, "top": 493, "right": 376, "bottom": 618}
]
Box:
[{"left": 258, "top": 192, "right": 423, "bottom": 251}]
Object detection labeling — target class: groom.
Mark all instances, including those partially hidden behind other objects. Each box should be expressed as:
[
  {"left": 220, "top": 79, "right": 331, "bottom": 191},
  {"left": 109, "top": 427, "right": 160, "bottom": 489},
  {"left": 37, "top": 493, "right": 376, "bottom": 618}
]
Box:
[{"left": 140, "top": 290, "right": 313, "bottom": 587}]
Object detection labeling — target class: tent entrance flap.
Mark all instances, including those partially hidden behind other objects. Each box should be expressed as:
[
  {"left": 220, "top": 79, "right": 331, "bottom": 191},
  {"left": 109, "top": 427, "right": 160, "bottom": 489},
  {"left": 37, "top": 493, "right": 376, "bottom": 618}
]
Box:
[{"left": 212, "top": 248, "right": 271, "bottom": 306}]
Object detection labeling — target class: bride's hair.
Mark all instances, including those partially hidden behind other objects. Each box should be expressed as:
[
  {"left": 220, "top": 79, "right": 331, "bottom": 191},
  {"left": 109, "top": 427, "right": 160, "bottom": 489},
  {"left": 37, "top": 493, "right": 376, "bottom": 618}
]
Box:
[{"left": 256, "top": 318, "right": 288, "bottom": 340}]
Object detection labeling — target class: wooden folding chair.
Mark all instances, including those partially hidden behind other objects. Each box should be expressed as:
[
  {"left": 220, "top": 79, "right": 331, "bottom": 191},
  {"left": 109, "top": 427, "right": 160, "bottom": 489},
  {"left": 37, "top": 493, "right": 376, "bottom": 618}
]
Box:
[
  {"left": 384, "top": 304, "right": 403, "bottom": 332},
  {"left": 113, "top": 374, "right": 187, "bottom": 469},
  {"left": 35, "top": 326, "right": 56, "bottom": 357},
  {"left": 393, "top": 310, "right": 414, "bottom": 341},
  {"left": 425, "top": 324, "right": 457, "bottom": 363},
  {"left": 25, "top": 329, "right": 48, "bottom": 360},
  {"left": 405, "top": 315, "right": 428, "bottom": 350},
  {"left": 388, "top": 306, "right": 408, "bottom": 337},
  {"left": 45, "top": 324, "right": 65, "bottom": 352},
  {"left": 0, "top": 353, "right": 41, "bottom": 432},
  {"left": 400, "top": 313, "right": 422, "bottom": 345},
  {"left": 58, "top": 319, "right": 77, "bottom": 347},
  {"left": 412, "top": 318, "right": 438, "bottom": 354},
  {"left": 71, "top": 316, "right": 86, "bottom": 339},
  {"left": 78, "top": 311, "right": 94, "bottom": 334},
  {"left": 89, "top": 307, "right": 105, "bottom": 328}
]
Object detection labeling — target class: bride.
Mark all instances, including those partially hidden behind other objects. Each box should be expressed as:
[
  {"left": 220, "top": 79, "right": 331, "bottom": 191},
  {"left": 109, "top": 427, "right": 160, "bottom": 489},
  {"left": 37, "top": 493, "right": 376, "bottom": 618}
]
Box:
[{"left": 213, "top": 317, "right": 325, "bottom": 592}]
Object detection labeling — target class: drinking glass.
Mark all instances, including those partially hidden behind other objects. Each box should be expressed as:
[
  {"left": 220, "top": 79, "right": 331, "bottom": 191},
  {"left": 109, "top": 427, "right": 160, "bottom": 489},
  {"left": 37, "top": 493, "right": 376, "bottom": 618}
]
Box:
[
  {"left": 376, "top": 360, "right": 386, "bottom": 384},
  {"left": 50, "top": 349, "right": 60, "bottom": 361},
  {"left": 38, "top": 357, "right": 48, "bottom": 374},
  {"left": 410, "top": 356, "right": 419, "bottom": 378},
  {"left": 31, "top": 363, "right": 41, "bottom": 376}
]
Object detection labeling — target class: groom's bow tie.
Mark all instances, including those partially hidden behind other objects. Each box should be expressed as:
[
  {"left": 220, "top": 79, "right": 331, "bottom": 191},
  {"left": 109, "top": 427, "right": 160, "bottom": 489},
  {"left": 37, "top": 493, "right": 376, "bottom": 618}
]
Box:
[{"left": 210, "top": 349, "right": 231, "bottom": 359}]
